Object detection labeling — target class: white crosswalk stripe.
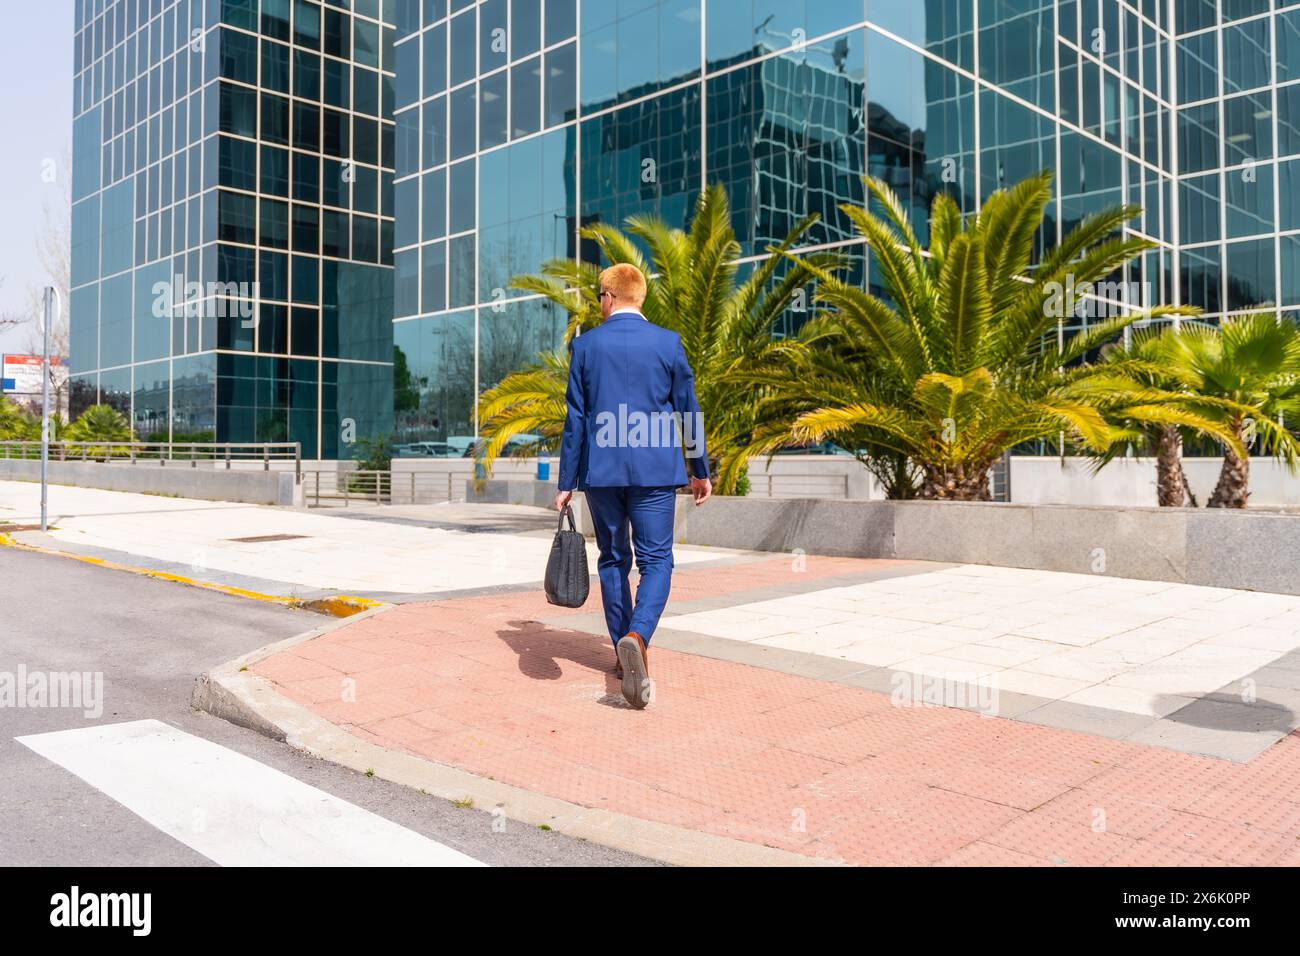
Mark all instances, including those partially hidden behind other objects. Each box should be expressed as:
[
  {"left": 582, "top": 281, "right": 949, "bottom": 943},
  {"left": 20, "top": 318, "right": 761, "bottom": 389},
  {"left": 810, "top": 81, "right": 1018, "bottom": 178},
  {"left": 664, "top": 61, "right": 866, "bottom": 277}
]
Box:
[{"left": 16, "top": 719, "right": 485, "bottom": 867}]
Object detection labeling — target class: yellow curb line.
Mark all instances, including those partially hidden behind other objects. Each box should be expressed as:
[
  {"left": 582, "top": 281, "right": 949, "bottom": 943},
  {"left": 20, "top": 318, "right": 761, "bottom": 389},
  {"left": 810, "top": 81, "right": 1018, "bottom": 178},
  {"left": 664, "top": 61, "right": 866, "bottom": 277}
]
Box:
[{"left": 0, "top": 534, "right": 380, "bottom": 618}]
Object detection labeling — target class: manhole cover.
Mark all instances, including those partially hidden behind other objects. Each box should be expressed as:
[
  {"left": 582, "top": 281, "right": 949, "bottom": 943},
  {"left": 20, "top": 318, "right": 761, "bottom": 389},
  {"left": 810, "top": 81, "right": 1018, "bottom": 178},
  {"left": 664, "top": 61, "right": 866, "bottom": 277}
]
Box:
[{"left": 226, "top": 533, "right": 309, "bottom": 543}]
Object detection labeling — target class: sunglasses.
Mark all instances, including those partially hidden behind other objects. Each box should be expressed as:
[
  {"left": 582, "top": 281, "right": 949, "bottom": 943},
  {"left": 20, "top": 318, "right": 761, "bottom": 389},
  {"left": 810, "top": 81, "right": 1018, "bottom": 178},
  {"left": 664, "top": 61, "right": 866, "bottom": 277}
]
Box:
[{"left": 598, "top": 290, "right": 613, "bottom": 301}]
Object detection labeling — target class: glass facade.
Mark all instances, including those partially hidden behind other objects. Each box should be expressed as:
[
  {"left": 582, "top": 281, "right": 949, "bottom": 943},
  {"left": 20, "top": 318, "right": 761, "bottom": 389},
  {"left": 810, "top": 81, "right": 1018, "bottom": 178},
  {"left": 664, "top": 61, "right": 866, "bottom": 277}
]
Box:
[
  {"left": 70, "top": 0, "right": 396, "bottom": 459},
  {"left": 391, "top": 0, "right": 1178, "bottom": 452},
  {"left": 1176, "top": 0, "right": 1300, "bottom": 317},
  {"left": 75, "top": 1, "right": 1300, "bottom": 458}
]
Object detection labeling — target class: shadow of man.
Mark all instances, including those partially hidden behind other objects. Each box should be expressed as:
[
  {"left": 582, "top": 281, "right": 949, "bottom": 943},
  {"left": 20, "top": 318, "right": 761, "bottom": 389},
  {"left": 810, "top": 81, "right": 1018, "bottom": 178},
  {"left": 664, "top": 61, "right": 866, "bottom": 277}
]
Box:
[{"left": 495, "top": 618, "right": 618, "bottom": 683}]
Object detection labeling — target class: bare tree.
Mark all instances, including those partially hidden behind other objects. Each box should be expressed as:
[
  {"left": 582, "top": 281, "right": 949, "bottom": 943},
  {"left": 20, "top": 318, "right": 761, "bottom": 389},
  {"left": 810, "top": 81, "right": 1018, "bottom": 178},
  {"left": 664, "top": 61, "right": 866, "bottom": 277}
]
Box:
[
  {"left": 16, "top": 148, "right": 72, "bottom": 417},
  {"left": 1, "top": 276, "right": 25, "bottom": 330}
]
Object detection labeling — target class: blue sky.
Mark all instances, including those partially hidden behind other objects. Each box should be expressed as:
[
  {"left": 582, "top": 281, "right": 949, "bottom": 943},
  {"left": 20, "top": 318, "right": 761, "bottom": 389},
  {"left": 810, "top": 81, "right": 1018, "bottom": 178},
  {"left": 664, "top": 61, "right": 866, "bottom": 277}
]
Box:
[{"left": 0, "top": 2, "right": 74, "bottom": 353}]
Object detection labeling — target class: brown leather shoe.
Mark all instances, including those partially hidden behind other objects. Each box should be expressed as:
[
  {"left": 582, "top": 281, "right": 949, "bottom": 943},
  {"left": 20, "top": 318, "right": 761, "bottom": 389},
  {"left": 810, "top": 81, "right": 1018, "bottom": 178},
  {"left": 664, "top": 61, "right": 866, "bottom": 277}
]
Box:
[
  {"left": 612, "top": 650, "right": 624, "bottom": 679},
  {"left": 616, "top": 631, "right": 651, "bottom": 709}
]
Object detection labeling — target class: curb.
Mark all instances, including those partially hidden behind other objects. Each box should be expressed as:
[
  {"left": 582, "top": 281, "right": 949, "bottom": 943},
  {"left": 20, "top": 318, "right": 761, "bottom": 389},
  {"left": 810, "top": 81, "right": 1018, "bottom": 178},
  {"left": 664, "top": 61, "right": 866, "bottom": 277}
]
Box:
[
  {"left": 0, "top": 534, "right": 379, "bottom": 618},
  {"left": 191, "top": 608, "right": 841, "bottom": 868}
]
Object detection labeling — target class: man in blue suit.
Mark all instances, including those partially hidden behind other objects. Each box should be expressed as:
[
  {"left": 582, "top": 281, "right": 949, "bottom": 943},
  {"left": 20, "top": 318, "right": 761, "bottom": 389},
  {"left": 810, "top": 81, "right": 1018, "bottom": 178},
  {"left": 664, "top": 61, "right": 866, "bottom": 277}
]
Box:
[{"left": 554, "top": 263, "right": 712, "bottom": 709}]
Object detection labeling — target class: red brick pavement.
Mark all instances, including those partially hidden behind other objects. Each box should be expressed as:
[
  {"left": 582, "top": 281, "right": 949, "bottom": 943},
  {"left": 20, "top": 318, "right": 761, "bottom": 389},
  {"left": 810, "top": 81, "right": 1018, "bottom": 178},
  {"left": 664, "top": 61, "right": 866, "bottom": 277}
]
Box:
[{"left": 252, "top": 555, "right": 1300, "bottom": 866}]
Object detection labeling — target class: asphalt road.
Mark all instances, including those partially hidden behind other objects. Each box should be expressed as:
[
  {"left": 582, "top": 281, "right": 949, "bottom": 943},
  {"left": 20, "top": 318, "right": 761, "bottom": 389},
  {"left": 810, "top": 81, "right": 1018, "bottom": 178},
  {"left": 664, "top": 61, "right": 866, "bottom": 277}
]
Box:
[{"left": 0, "top": 547, "right": 655, "bottom": 867}]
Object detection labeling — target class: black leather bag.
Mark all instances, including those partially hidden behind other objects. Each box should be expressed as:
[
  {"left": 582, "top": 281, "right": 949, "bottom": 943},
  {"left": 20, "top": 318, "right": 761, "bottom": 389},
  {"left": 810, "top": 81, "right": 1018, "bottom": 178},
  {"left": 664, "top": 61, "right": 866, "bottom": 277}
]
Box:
[{"left": 544, "top": 505, "right": 590, "bottom": 608}]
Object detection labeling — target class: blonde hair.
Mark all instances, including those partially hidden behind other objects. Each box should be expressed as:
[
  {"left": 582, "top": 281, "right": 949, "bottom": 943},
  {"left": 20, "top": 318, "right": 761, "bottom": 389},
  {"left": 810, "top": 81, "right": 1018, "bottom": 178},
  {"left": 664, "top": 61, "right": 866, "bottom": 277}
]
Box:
[{"left": 599, "top": 263, "right": 648, "bottom": 307}]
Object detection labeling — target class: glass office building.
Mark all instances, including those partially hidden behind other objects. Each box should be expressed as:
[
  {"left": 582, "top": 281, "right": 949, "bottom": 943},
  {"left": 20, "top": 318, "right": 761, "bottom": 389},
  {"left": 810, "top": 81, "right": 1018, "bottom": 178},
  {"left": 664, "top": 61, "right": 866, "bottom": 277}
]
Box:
[
  {"left": 74, "top": 1, "right": 1300, "bottom": 457},
  {"left": 70, "top": 0, "right": 397, "bottom": 458}
]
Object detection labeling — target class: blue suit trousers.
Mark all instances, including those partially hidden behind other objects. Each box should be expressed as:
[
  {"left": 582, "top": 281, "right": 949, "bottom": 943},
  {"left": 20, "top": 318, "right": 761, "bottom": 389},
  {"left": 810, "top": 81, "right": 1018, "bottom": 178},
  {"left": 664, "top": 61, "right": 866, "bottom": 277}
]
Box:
[{"left": 582, "top": 486, "right": 676, "bottom": 646}]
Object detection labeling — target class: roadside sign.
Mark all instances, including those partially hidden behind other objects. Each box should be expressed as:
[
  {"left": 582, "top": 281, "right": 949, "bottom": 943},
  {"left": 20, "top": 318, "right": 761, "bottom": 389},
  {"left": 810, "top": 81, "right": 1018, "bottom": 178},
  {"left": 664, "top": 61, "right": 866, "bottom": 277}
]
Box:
[
  {"left": 2, "top": 355, "right": 68, "bottom": 414},
  {"left": 2, "top": 354, "right": 64, "bottom": 394}
]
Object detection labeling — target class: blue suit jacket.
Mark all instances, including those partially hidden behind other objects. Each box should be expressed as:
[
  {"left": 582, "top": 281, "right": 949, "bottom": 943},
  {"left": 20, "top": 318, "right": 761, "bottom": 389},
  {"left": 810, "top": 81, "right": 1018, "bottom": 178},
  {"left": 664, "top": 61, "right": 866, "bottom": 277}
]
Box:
[{"left": 558, "top": 311, "right": 710, "bottom": 490}]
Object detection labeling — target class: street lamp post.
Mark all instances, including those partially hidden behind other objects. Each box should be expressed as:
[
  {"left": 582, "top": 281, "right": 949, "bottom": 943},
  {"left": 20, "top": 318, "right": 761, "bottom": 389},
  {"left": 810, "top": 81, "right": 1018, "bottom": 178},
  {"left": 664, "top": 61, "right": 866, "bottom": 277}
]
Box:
[{"left": 40, "top": 286, "right": 59, "bottom": 533}]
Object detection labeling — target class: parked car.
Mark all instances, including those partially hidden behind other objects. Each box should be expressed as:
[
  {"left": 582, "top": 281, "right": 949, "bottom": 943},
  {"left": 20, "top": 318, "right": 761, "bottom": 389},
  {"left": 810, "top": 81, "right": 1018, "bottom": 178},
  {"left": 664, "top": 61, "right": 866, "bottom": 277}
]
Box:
[
  {"left": 445, "top": 436, "right": 477, "bottom": 458},
  {"left": 773, "top": 441, "right": 850, "bottom": 456},
  {"left": 392, "top": 443, "right": 429, "bottom": 457},
  {"left": 414, "top": 441, "right": 459, "bottom": 457},
  {"left": 504, "top": 433, "right": 545, "bottom": 455}
]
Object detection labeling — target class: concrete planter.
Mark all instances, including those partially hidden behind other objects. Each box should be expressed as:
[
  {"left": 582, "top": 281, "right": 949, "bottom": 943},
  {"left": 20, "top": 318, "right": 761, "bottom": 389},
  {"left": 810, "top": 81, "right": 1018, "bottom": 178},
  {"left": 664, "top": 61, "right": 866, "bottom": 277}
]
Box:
[
  {"left": 464, "top": 477, "right": 558, "bottom": 508},
  {"left": 0, "top": 459, "right": 302, "bottom": 507},
  {"left": 571, "top": 493, "right": 1300, "bottom": 596}
]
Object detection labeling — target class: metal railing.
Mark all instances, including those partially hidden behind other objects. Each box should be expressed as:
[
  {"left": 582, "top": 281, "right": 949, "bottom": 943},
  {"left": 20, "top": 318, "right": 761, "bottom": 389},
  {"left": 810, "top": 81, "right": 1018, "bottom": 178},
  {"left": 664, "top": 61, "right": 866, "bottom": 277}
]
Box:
[
  {"left": 989, "top": 452, "right": 1013, "bottom": 503},
  {"left": 304, "top": 468, "right": 462, "bottom": 507},
  {"left": 300, "top": 467, "right": 854, "bottom": 506},
  {"left": 755, "top": 472, "right": 852, "bottom": 499},
  {"left": 0, "top": 441, "right": 301, "bottom": 483}
]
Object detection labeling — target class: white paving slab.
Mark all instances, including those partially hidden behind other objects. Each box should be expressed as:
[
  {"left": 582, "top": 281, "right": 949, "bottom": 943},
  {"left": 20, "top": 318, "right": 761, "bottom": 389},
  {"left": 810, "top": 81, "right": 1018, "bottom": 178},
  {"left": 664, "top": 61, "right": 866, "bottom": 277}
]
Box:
[
  {"left": 660, "top": 564, "right": 1300, "bottom": 718},
  {"left": 0, "top": 481, "right": 720, "bottom": 595}
]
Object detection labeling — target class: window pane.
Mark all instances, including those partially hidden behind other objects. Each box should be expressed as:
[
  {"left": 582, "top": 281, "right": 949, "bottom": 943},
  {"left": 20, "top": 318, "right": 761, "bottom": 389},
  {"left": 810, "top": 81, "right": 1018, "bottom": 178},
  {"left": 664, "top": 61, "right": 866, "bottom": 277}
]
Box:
[
  {"left": 1224, "top": 18, "right": 1270, "bottom": 94},
  {"left": 449, "top": 159, "right": 475, "bottom": 233},
  {"left": 480, "top": 0, "right": 508, "bottom": 74},
  {"left": 294, "top": 49, "right": 321, "bottom": 100},
  {"left": 544, "top": 0, "right": 576, "bottom": 46},
  {"left": 292, "top": 203, "right": 319, "bottom": 254},
  {"left": 479, "top": 70, "right": 507, "bottom": 149},
  {"left": 218, "top": 190, "right": 256, "bottom": 245},
  {"left": 423, "top": 96, "right": 447, "bottom": 167},
  {"left": 261, "top": 91, "right": 289, "bottom": 144},
  {"left": 423, "top": 23, "right": 446, "bottom": 97},
  {"left": 354, "top": 18, "right": 379, "bottom": 67},
  {"left": 220, "top": 28, "right": 257, "bottom": 85},
  {"left": 450, "top": 84, "right": 476, "bottom": 158},
  {"left": 1177, "top": 103, "right": 1218, "bottom": 174},
  {"left": 1226, "top": 239, "right": 1274, "bottom": 311},
  {"left": 396, "top": 38, "right": 419, "bottom": 109},
  {"left": 295, "top": 0, "right": 321, "bottom": 49},
  {"left": 1225, "top": 165, "right": 1273, "bottom": 239},
  {"left": 451, "top": 10, "right": 476, "bottom": 85},
  {"left": 422, "top": 241, "right": 447, "bottom": 312},
  {"left": 511, "top": 57, "right": 541, "bottom": 138},
  {"left": 261, "top": 197, "right": 289, "bottom": 249},
  {"left": 545, "top": 41, "right": 575, "bottom": 126},
  {"left": 395, "top": 177, "right": 419, "bottom": 248},
  {"left": 1224, "top": 93, "right": 1272, "bottom": 165},
  {"left": 261, "top": 145, "right": 289, "bottom": 196},
  {"left": 219, "top": 82, "right": 257, "bottom": 136}
]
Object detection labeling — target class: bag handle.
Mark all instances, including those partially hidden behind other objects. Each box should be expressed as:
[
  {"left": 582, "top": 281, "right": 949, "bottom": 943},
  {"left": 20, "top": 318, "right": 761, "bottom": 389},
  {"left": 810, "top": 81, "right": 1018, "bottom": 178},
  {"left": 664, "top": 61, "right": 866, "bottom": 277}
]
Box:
[{"left": 557, "top": 503, "right": 577, "bottom": 531}]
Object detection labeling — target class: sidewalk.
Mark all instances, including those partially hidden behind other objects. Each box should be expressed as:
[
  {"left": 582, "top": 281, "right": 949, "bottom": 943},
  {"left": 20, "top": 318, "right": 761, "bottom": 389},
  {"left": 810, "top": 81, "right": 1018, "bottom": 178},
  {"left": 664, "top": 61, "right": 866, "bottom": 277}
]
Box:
[
  {"left": 8, "top": 480, "right": 1300, "bottom": 864},
  {"left": 245, "top": 552, "right": 1300, "bottom": 866},
  {"left": 0, "top": 481, "right": 724, "bottom": 602}
]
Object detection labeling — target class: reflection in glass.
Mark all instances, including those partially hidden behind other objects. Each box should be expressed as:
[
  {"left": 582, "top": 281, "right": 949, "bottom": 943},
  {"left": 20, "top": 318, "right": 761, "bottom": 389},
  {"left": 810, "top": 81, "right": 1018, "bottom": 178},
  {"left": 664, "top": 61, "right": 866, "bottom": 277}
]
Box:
[{"left": 393, "top": 311, "right": 476, "bottom": 445}]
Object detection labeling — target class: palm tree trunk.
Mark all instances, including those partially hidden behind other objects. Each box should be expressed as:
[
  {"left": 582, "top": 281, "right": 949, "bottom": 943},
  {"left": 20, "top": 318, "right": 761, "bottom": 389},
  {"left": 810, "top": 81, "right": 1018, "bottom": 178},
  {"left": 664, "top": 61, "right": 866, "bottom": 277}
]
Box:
[
  {"left": 920, "top": 462, "right": 992, "bottom": 501},
  {"left": 864, "top": 453, "right": 919, "bottom": 499},
  {"left": 1155, "top": 425, "right": 1186, "bottom": 507},
  {"left": 1208, "top": 419, "right": 1250, "bottom": 509},
  {"left": 1181, "top": 469, "right": 1198, "bottom": 508}
]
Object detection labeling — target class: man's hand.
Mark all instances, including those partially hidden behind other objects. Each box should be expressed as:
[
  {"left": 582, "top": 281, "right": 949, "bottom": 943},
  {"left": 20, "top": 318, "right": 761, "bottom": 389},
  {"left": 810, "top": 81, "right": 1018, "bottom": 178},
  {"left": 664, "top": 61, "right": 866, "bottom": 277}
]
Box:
[
  {"left": 554, "top": 489, "right": 573, "bottom": 512},
  {"left": 689, "top": 476, "right": 712, "bottom": 506}
]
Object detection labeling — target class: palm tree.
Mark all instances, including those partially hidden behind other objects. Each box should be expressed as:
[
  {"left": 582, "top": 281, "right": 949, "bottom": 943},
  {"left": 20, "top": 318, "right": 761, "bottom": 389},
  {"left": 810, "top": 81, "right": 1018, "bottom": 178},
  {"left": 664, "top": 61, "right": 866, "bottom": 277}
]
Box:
[
  {"left": 1151, "top": 314, "right": 1300, "bottom": 508},
  {"left": 1093, "top": 323, "right": 1251, "bottom": 507},
  {"left": 727, "top": 171, "right": 1231, "bottom": 500},
  {"left": 65, "top": 404, "right": 132, "bottom": 442},
  {"left": 0, "top": 395, "right": 36, "bottom": 441},
  {"left": 475, "top": 184, "right": 841, "bottom": 492}
]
